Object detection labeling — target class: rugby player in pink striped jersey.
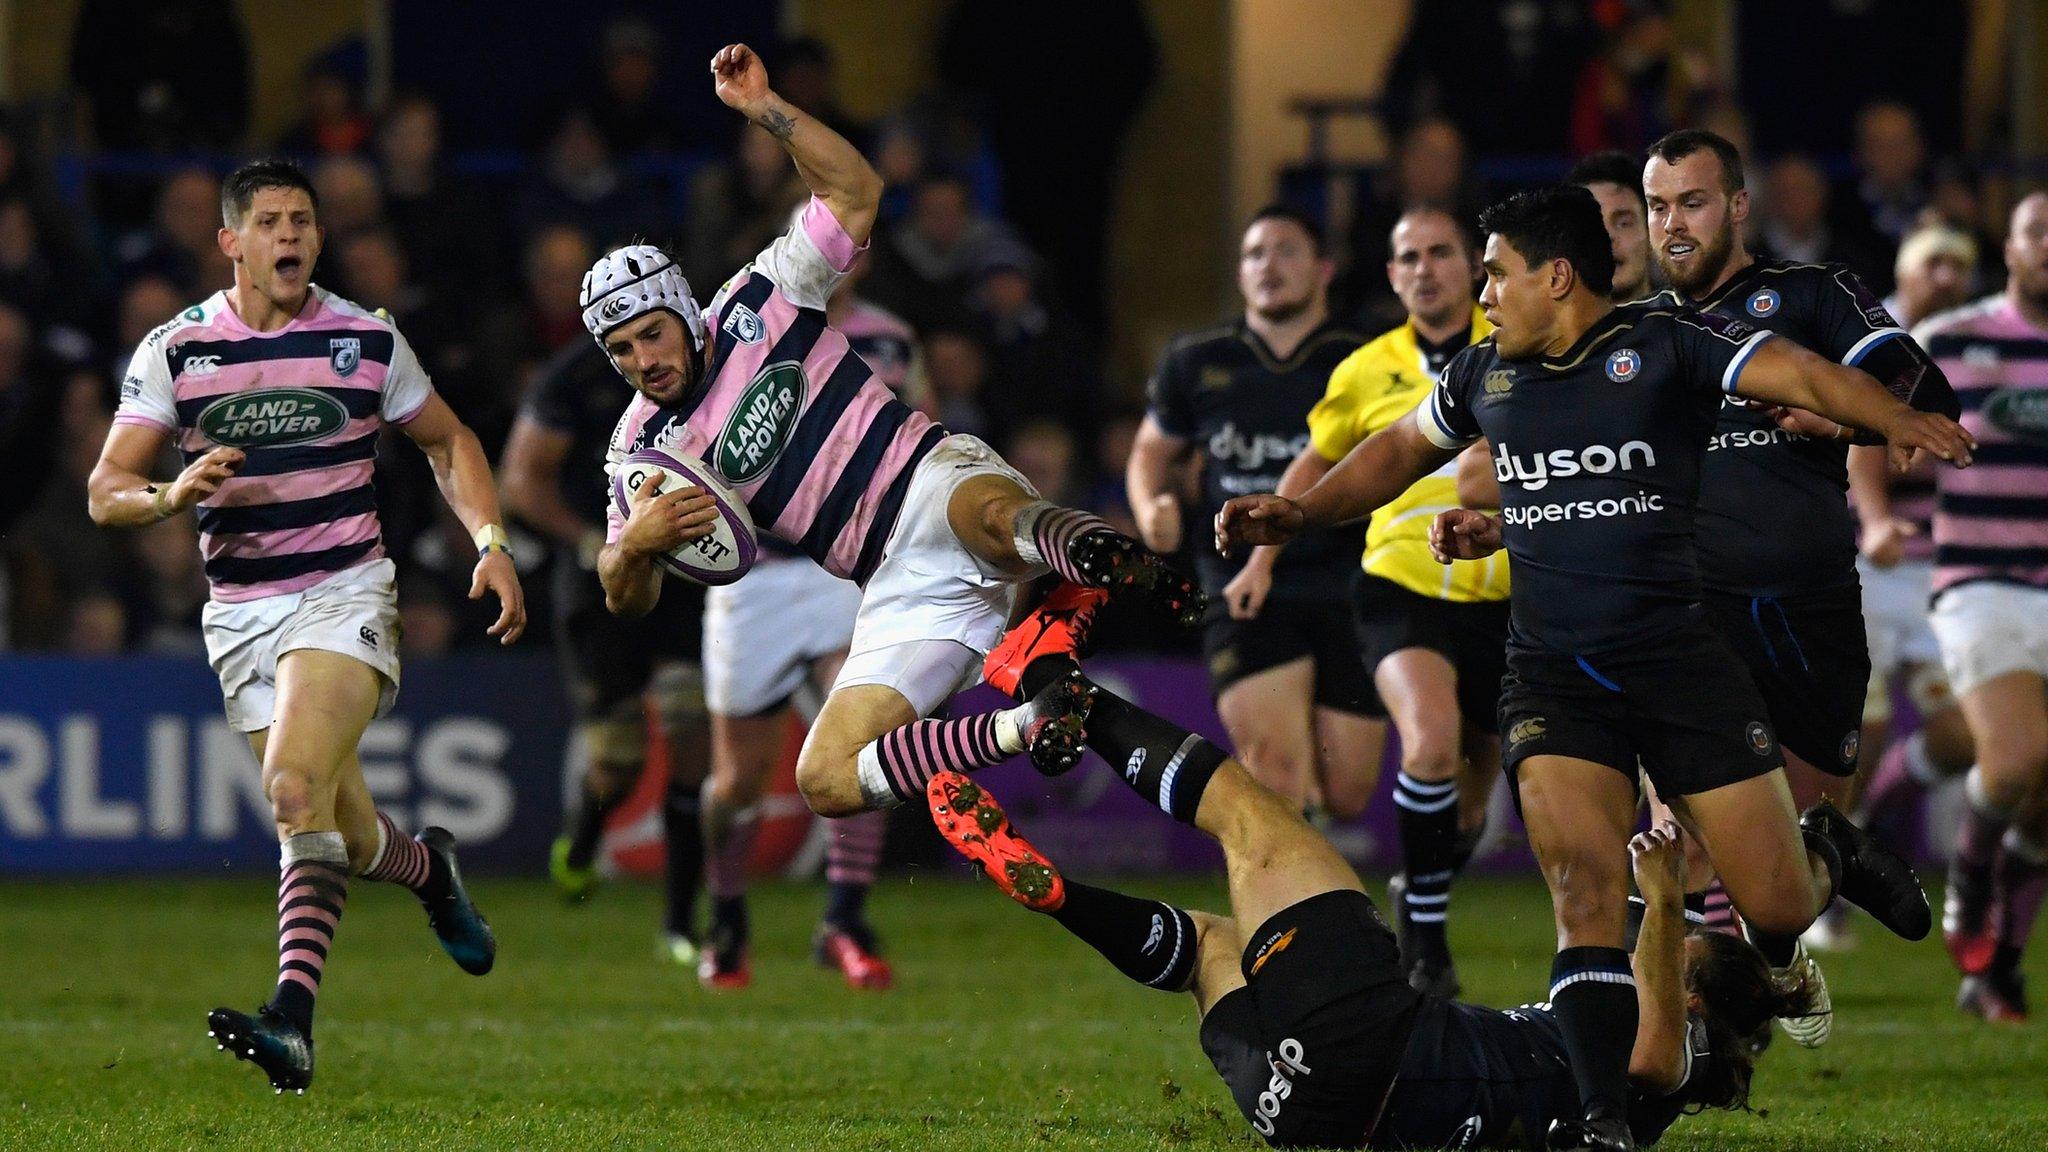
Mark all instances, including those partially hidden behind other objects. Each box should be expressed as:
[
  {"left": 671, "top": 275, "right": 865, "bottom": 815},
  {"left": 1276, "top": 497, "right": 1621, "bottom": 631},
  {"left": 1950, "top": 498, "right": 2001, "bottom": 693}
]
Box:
[
  {"left": 592, "top": 44, "right": 1203, "bottom": 830},
  {"left": 88, "top": 160, "right": 524, "bottom": 1093}
]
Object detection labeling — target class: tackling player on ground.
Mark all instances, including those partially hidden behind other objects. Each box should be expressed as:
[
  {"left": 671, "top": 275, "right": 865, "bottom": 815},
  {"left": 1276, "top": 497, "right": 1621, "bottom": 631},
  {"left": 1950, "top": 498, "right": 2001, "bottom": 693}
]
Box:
[
  {"left": 1128, "top": 205, "right": 1385, "bottom": 818},
  {"left": 89, "top": 160, "right": 523, "bottom": 1093},
  {"left": 1257, "top": 206, "right": 1506, "bottom": 998},
  {"left": 1220, "top": 186, "right": 1969, "bottom": 1151},
  {"left": 951, "top": 595, "right": 1807, "bottom": 1149},
  {"left": 590, "top": 46, "right": 1200, "bottom": 829}
]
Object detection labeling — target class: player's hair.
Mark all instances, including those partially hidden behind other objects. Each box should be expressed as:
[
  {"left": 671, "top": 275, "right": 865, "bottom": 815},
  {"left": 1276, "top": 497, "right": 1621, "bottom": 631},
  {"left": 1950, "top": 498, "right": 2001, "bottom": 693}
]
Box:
[
  {"left": 1388, "top": 205, "right": 1477, "bottom": 259},
  {"left": 1567, "top": 150, "right": 1647, "bottom": 209},
  {"left": 220, "top": 159, "right": 319, "bottom": 228},
  {"left": 1245, "top": 202, "right": 1325, "bottom": 255},
  {"left": 1684, "top": 930, "right": 1815, "bottom": 1113},
  {"left": 1647, "top": 129, "right": 1746, "bottom": 193},
  {"left": 1476, "top": 186, "right": 1615, "bottom": 297}
]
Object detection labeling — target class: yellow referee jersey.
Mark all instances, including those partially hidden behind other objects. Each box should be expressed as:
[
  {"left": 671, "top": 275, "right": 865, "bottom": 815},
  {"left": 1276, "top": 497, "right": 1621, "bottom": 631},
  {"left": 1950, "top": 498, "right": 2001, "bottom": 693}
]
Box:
[{"left": 1306, "top": 307, "right": 1509, "bottom": 603}]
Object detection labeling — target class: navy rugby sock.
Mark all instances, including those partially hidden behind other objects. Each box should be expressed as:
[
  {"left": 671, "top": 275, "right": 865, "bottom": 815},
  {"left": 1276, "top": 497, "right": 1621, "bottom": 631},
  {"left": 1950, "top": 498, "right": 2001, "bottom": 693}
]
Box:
[
  {"left": 1050, "top": 882, "right": 1200, "bottom": 992},
  {"left": 663, "top": 780, "right": 705, "bottom": 940},
  {"left": 1549, "top": 946, "right": 1637, "bottom": 1122}
]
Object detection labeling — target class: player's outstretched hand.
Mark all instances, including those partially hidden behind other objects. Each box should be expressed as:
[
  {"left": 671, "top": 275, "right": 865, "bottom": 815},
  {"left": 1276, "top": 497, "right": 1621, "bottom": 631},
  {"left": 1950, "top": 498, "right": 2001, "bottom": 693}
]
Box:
[
  {"left": 1429, "top": 508, "right": 1502, "bottom": 564},
  {"left": 618, "top": 470, "right": 719, "bottom": 560},
  {"left": 711, "top": 44, "right": 771, "bottom": 113},
  {"left": 1882, "top": 409, "right": 1976, "bottom": 472},
  {"left": 1629, "top": 821, "right": 1686, "bottom": 908},
  {"left": 165, "top": 446, "right": 244, "bottom": 514},
  {"left": 471, "top": 551, "right": 526, "bottom": 646},
  {"left": 1213, "top": 494, "right": 1302, "bottom": 558}
]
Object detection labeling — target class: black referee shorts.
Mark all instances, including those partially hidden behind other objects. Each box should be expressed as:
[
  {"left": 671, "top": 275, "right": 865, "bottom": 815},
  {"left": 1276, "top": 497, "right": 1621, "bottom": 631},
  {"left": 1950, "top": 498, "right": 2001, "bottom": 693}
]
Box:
[
  {"left": 1199, "top": 890, "right": 1422, "bottom": 1148},
  {"left": 1201, "top": 598, "right": 1383, "bottom": 718},
  {"left": 1351, "top": 574, "right": 1509, "bottom": 735},
  {"left": 1702, "top": 584, "right": 1870, "bottom": 776},
  {"left": 1497, "top": 612, "right": 1783, "bottom": 800}
]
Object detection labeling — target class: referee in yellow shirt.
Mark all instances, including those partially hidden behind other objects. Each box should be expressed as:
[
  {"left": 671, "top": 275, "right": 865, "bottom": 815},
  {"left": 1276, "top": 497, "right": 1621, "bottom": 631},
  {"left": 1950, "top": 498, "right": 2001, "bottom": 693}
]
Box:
[{"left": 1239, "top": 207, "right": 1505, "bottom": 997}]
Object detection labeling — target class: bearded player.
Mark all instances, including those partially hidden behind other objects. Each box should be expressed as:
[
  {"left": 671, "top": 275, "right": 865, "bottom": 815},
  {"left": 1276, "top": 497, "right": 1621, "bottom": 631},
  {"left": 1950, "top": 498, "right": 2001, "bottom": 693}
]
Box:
[
  {"left": 88, "top": 160, "right": 522, "bottom": 1093},
  {"left": 591, "top": 45, "right": 1200, "bottom": 828}
]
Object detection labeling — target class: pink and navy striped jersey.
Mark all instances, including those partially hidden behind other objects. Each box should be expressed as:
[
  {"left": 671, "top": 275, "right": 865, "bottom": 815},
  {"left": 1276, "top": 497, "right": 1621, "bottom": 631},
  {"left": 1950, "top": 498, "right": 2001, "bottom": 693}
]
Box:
[
  {"left": 1921, "top": 295, "right": 2048, "bottom": 597},
  {"left": 605, "top": 198, "right": 945, "bottom": 584},
  {"left": 114, "top": 286, "right": 435, "bottom": 602}
]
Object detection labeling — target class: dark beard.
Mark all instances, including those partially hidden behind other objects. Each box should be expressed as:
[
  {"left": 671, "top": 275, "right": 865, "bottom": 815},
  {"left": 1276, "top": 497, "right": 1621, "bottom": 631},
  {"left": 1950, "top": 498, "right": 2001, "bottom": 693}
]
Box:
[
  {"left": 1252, "top": 293, "right": 1315, "bottom": 324},
  {"left": 1665, "top": 227, "right": 1737, "bottom": 298}
]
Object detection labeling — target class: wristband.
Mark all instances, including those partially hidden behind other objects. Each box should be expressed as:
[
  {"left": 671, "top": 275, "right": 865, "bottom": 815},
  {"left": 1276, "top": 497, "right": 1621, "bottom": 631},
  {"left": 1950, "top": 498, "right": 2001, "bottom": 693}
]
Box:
[
  {"left": 150, "top": 484, "right": 172, "bottom": 519},
  {"left": 474, "top": 523, "right": 512, "bottom": 557}
]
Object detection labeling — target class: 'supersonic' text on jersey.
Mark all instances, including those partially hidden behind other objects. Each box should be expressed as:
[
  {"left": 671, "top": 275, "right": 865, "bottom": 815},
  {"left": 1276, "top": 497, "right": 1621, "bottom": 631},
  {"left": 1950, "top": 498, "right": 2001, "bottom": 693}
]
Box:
[{"left": 1418, "top": 302, "right": 1771, "bottom": 652}]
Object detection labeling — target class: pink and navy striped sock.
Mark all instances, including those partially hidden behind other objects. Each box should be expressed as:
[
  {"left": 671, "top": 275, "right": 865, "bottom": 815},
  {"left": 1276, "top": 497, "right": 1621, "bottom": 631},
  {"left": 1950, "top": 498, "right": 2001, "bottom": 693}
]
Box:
[
  {"left": 1015, "top": 503, "right": 1114, "bottom": 584},
  {"left": 1994, "top": 834, "right": 2048, "bottom": 952},
  {"left": 361, "top": 812, "right": 432, "bottom": 891},
  {"left": 268, "top": 832, "right": 350, "bottom": 1035},
  {"left": 823, "top": 809, "right": 887, "bottom": 927},
  {"left": 706, "top": 805, "right": 760, "bottom": 901},
  {"left": 858, "top": 713, "right": 1011, "bottom": 808}
]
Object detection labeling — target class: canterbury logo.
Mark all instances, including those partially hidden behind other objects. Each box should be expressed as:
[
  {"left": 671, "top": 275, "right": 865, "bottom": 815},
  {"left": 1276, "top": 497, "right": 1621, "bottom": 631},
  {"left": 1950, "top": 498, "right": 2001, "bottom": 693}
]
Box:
[
  {"left": 184, "top": 354, "right": 222, "bottom": 376},
  {"left": 600, "top": 295, "right": 635, "bottom": 321},
  {"left": 1506, "top": 717, "right": 1546, "bottom": 745},
  {"left": 1142, "top": 913, "right": 1165, "bottom": 955},
  {"left": 1249, "top": 927, "right": 1296, "bottom": 976},
  {"left": 1124, "top": 748, "right": 1147, "bottom": 784},
  {"left": 1483, "top": 368, "right": 1514, "bottom": 394}
]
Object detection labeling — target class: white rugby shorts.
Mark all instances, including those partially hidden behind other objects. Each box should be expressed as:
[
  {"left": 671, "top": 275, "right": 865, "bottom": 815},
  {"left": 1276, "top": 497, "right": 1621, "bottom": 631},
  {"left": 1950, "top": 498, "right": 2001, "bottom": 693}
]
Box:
[
  {"left": 1931, "top": 581, "right": 2048, "bottom": 699},
  {"left": 1859, "top": 557, "right": 1942, "bottom": 677},
  {"left": 703, "top": 556, "right": 861, "bottom": 717},
  {"left": 833, "top": 434, "right": 1046, "bottom": 716},
  {"left": 201, "top": 558, "right": 402, "bottom": 732}
]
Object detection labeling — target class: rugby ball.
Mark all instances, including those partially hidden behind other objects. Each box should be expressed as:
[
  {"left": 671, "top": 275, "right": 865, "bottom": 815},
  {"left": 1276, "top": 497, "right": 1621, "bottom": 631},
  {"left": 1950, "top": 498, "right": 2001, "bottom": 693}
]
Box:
[{"left": 610, "top": 447, "right": 760, "bottom": 586}]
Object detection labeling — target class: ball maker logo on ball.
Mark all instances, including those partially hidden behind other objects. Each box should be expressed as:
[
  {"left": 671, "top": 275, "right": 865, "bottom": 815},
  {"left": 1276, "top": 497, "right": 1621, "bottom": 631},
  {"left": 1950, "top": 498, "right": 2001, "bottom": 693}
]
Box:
[{"left": 1605, "top": 348, "right": 1641, "bottom": 382}]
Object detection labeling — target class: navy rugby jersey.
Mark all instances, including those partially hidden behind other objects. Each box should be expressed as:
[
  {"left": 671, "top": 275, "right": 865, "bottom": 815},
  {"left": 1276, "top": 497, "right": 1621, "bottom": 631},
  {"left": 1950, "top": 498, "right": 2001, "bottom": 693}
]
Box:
[
  {"left": 1147, "top": 318, "right": 1368, "bottom": 599},
  {"left": 1374, "top": 999, "right": 1712, "bottom": 1149},
  {"left": 1418, "top": 302, "right": 1772, "bottom": 652},
  {"left": 1667, "top": 260, "right": 1954, "bottom": 596}
]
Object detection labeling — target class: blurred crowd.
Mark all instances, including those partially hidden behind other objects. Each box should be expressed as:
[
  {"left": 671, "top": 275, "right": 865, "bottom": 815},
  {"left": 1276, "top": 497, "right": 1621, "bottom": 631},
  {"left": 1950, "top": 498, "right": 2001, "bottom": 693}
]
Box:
[
  {"left": 0, "top": 1, "right": 2010, "bottom": 660},
  {"left": 0, "top": 9, "right": 1158, "bottom": 658}
]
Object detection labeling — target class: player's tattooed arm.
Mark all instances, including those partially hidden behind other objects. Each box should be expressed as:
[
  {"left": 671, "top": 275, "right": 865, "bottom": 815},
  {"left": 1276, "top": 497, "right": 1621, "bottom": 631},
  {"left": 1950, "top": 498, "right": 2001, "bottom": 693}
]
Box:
[
  {"left": 756, "top": 108, "right": 797, "bottom": 142},
  {"left": 711, "top": 42, "right": 881, "bottom": 244}
]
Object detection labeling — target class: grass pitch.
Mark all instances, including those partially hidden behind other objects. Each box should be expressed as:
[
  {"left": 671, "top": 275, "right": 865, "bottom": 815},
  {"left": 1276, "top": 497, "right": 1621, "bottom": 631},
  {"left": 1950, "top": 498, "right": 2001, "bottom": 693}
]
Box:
[{"left": 0, "top": 873, "right": 2041, "bottom": 1151}]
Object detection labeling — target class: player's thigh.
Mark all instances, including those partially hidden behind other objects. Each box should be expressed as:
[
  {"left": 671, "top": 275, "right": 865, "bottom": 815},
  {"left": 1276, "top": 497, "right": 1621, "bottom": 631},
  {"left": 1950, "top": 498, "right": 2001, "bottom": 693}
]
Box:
[
  {"left": 1958, "top": 670, "right": 2048, "bottom": 797},
  {"left": 1455, "top": 726, "right": 1501, "bottom": 828},
  {"left": 1375, "top": 647, "right": 1464, "bottom": 779},
  {"left": 710, "top": 709, "right": 789, "bottom": 807},
  {"left": 1215, "top": 657, "right": 1318, "bottom": 776},
  {"left": 1312, "top": 707, "right": 1387, "bottom": 822},
  {"left": 1201, "top": 761, "right": 1366, "bottom": 935},
  {"left": 1189, "top": 910, "right": 1248, "bottom": 1018},
  {"left": 1671, "top": 769, "right": 1820, "bottom": 934},
  {"left": 1513, "top": 754, "right": 1638, "bottom": 944},
  {"left": 267, "top": 648, "right": 381, "bottom": 779},
  {"left": 795, "top": 680, "right": 921, "bottom": 813}
]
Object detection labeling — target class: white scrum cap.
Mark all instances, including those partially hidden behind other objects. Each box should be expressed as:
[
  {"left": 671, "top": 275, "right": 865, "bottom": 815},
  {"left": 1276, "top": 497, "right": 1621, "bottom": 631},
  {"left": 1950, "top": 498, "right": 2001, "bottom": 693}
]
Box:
[{"left": 579, "top": 244, "right": 704, "bottom": 349}]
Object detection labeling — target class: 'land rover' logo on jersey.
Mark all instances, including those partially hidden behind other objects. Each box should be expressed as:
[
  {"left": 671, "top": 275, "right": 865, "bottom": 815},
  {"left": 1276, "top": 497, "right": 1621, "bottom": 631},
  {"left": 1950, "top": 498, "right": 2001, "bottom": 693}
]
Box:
[
  {"left": 1605, "top": 347, "right": 1641, "bottom": 382},
  {"left": 330, "top": 336, "right": 362, "bottom": 378},
  {"left": 714, "top": 361, "right": 806, "bottom": 483},
  {"left": 1985, "top": 388, "right": 2048, "bottom": 444},
  {"left": 197, "top": 388, "right": 348, "bottom": 448},
  {"left": 1746, "top": 288, "right": 1781, "bottom": 317}
]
